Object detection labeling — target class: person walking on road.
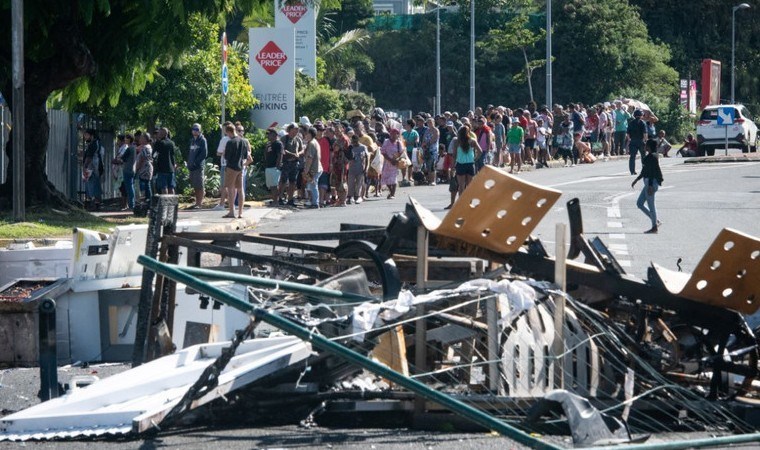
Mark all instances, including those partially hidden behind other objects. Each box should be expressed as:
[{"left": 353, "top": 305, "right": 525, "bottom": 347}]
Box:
[
  {"left": 626, "top": 109, "right": 648, "bottom": 175},
  {"left": 631, "top": 139, "right": 664, "bottom": 234}
]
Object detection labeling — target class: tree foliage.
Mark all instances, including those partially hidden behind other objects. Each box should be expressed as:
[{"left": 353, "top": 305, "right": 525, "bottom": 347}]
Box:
[
  {"left": 82, "top": 15, "right": 255, "bottom": 146},
  {"left": 552, "top": 0, "right": 678, "bottom": 104},
  {"left": 0, "top": 0, "right": 258, "bottom": 207}
]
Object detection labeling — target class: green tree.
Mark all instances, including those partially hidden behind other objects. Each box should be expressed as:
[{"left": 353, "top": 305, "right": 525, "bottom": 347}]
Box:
[
  {"left": 552, "top": 0, "right": 678, "bottom": 104},
  {"left": 84, "top": 15, "right": 255, "bottom": 146},
  {"left": 480, "top": 14, "right": 546, "bottom": 103},
  {"left": 0, "top": 0, "right": 257, "bottom": 208}
]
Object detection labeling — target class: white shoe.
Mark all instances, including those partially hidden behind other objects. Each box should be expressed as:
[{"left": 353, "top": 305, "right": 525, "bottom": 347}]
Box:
[
  {"left": 355, "top": 197, "right": 363, "bottom": 204},
  {"left": 212, "top": 204, "right": 225, "bottom": 211},
  {"left": 429, "top": 182, "right": 436, "bottom": 186}
]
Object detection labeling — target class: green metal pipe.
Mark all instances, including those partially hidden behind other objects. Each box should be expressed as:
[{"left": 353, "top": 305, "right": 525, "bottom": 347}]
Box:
[
  {"left": 176, "top": 264, "right": 373, "bottom": 304},
  {"left": 583, "top": 432, "right": 760, "bottom": 450},
  {"left": 137, "top": 255, "right": 561, "bottom": 450}
]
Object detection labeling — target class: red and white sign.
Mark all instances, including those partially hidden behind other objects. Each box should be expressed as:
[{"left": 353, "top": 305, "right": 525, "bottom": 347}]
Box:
[
  {"left": 274, "top": 0, "right": 316, "bottom": 79},
  {"left": 280, "top": 3, "right": 308, "bottom": 24},
  {"left": 222, "top": 32, "right": 228, "bottom": 63},
  {"left": 255, "top": 41, "right": 288, "bottom": 75},
  {"left": 249, "top": 27, "right": 295, "bottom": 129}
]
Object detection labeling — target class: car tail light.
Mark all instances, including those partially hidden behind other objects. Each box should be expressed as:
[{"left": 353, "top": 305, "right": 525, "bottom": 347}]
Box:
[
  {"left": 735, "top": 118, "right": 745, "bottom": 124},
  {"left": 697, "top": 120, "right": 711, "bottom": 126}
]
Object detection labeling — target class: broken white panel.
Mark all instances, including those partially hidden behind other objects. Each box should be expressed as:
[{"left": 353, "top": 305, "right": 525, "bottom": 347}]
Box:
[
  {"left": 0, "top": 336, "right": 312, "bottom": 441},
  {"left": 173, "top": 282, "right": 253, "bottom": 350},
  {"left": 0, "top": 240, "right": 72, "bottom": 286}
]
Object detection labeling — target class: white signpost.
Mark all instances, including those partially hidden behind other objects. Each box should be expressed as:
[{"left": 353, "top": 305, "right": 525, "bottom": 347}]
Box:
[
  {"left": 717, "top": 106, "right": 735, "bottom": 156},
  {"left": 249, "top": 27, "right": 296, "bottom": 129},
  {"left": 274, "top": 0, "right": 317, "bottom": 79}
]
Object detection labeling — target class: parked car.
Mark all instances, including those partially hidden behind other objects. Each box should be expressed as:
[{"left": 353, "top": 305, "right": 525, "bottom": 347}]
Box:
[{"left": 696, "top": 104, "right": 758, "bottom": 155}]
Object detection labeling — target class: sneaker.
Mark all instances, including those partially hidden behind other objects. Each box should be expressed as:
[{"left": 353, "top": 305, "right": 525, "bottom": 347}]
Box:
[
  {"left": 355, "top": 197, "right": 363, "bottom": 204},
  {"left": 212, "top": 204, "right": 225, "bottom": 211},
  {"left": 429, "top": 182, "right": 436, "bottom": 186},
  {"left": 644, "top": 227, "right": 658, "bottom": 234}
]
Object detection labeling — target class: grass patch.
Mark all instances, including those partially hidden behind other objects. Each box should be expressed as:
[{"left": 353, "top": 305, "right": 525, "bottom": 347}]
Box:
[{"left": 0, "top": 207, "right": 149, "bottom": 239}]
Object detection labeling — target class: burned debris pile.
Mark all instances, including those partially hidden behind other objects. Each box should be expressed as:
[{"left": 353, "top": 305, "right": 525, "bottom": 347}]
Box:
[{"left": 2, "top": 167, "right": 760, "bottom": 449}]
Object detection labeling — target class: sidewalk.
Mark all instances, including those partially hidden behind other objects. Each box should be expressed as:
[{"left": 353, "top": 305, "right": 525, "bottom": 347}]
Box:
[{"left": 91, "top": 201, "right": 280, "bottom": 234}]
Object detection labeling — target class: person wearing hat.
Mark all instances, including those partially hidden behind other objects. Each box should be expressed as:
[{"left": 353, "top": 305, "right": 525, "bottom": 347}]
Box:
[
  {"left": 186, "top": 123, "right": 207, "bottom": 209},
  {"left": 626, "top": 109, "right": 648, "bottom": 175}
]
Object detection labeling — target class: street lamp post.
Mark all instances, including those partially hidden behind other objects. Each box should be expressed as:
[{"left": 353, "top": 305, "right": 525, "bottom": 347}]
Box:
[
  {"left": 731, "top": 3, "right": 750, "bottom": 104},
  {"left": 546, "top": 0, "right": 552, "bottom": 108},
  {"left": 436, "top": 6, "right": 441, "bottom": 116},
  {"left": 470, "top": 0, "right": 475, "bottom": 111}
]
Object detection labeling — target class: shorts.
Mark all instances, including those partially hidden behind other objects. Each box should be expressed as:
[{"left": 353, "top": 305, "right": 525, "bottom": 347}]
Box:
[
  {"left": 279, "top": 161, "right": 299, "bottom": 184},
  {"left": 508, "top": 143, "right": 522, "bottom": 154},
  {"left": 318, "top": 172, "right": 331, "bottom": 190},
  {"left": 537, "top": 141, "right": 547, "bottom": 150},
  {"left": 455, "top": 162, "right": 476, "bottom": 176},
  {"left": 224, "top": 167, "right": 243, "bottom": 191},
  {"left": 265, "top": 167, "right": 281, "bottom": 188},
  {"left": 423, "top": 150, "right": 438, "bottom": 173},
  {"left": 189, "top": 169, "right": 204, "bottom": 190},
  {"left": 524, "top": 139, "right": 536, "bottom": 149},
  {"left": 155, "top": 172, "right": 176, "bottom": 191}
]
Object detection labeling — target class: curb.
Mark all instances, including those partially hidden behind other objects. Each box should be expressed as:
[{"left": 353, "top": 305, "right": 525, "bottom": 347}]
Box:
[{"left": 684, "top": 154, "right": 760, "bottom": 164}]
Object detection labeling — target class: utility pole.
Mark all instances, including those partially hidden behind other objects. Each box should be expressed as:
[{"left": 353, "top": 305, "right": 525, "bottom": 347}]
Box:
[
  {"left": 469, "top": 0, "right": 475, "bottom": 111},
  {"left": 546, "top": 0, "right": 552, "bottom": 108},
  {"left": 12, "top": 0, "right": 25, "bottom": 221},
  {"left": 436, "top": 6, "right": 441, "bottom": 116}
]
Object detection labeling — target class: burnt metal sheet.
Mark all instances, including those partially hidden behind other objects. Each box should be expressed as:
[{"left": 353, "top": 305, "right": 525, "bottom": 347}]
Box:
[
  {"left": 410, "top": 166, "right": 562, "bottom": 255},
  {"left": 652, "top": 228, "right": 760, "bottom": 314}
]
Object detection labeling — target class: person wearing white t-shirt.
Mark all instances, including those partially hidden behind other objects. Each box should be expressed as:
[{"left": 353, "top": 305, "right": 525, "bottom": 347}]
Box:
[
  {"left": 213, "top": 121, "right": 233, "bottom": 210},
  {"left": 536, "top": 118, "right": 551, "bottom": 168}
]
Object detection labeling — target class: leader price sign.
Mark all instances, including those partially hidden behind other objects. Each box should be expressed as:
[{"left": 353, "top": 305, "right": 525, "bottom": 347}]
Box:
[
  {"left": 249, "top": 28, "right": 295, "bottom": 129},
  {"left": 274, "top": 0, "right": 316, "bottom": 79}
]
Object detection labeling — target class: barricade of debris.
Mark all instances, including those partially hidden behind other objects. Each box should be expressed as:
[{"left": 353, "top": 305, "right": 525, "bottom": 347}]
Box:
[{"left": 2, "top": 167, "right": 760, "bottom": 449}]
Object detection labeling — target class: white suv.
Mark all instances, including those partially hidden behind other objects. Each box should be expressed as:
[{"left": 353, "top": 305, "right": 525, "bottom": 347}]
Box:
[{"left": 696, "top": 104, "right": 758, "bottom": 155}]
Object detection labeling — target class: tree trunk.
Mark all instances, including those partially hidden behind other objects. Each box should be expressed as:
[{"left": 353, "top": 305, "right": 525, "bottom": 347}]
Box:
[
  {"left": 522, "top": 47, "right": 534, "bottom": 104},
  {"left": 0, "top": 18, "right": 96, "bottom": 210}
]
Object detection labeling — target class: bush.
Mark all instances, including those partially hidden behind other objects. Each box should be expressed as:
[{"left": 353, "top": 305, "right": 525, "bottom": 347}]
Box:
[
  {"left": 175, "top": 162, "right": 221, "bottom": 198},
  {"left": 339, "top": 90, "right": 375, "bottom": 116}
]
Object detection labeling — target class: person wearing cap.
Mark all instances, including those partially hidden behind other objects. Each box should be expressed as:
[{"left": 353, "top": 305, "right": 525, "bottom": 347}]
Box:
[
  {"left": 186, "top": 124, "right": 207, "bottom": 209},
  {"left": 626, "top": 109, "right": 648, "bottom": 175},
  {"left": 264, "top": 128, "right": 283, "bottom": 205}
]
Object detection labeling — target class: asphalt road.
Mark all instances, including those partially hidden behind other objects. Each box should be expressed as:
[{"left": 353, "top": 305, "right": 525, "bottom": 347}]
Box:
[
  {"left": 252, "top": 155, "right": 760, "bottom": 280},
  {"left": 2, "top": 155, "right": 759, "bottom": 449}
]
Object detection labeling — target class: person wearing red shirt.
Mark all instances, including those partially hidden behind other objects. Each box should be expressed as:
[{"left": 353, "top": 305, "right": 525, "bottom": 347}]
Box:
[{"left": 315, "top": 123, "right": 332, "bottom": 206}]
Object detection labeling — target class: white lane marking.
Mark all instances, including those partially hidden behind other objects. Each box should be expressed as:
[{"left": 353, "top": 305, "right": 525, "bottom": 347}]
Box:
[
  {"left": 609, "top": 234, "right": 626, "bottom": 240},
  {"left": 608, "top": 243, "right": 628, "bottom": 250},
  {"left": 614, "top": 250, "right": 629, "bottom": 256},
  {"left": 607, "top": 221, "right": 623, "bottom": 228},
  {"left": 607, "top": 207, "right": 621, "bottom": 218},
  {"left": 618, "top": 260, "right": 632, "bottom": 267}
]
